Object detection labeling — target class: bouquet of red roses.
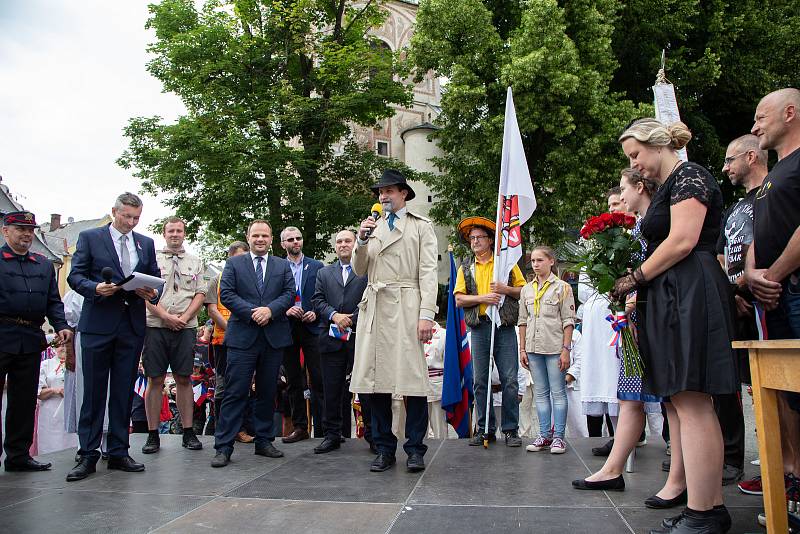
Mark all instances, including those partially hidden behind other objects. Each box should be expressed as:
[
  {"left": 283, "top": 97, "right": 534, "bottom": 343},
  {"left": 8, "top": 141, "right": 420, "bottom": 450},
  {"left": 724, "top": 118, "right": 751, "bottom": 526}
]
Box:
[{"left": 574, "top": 212, "right": 644, "bottom": 377}]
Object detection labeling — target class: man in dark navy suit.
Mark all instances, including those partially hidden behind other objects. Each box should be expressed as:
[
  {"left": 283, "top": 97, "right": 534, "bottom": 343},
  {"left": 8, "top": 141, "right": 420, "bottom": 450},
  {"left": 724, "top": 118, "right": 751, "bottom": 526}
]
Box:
[
  {"left": 0, "top": 211, "right": 72, "bottom": 472},
  {"left": 65, "top": 192, "right": 162, "bottom": 482},
  {"left": 311, "top": 230, "right": 370, "bottom": 454},
  {"left": 211, "top": 219, "right": 295, "bottom": 467},
  {"left": 279, "top": 226, "right": 325, "bottom": 443}
]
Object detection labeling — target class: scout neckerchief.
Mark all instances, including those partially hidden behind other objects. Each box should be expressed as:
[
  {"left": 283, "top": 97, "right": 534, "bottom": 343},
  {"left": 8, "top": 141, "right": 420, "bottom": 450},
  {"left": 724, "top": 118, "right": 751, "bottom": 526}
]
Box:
[{"left": 531, "top": 277, "right": 552, "bottom": 317}]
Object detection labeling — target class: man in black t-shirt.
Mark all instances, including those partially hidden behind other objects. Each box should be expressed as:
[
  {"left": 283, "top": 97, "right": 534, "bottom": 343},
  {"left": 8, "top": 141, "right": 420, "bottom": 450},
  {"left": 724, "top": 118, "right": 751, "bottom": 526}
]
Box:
[
  {"left": 744, "top": 88, "right": 800, "bottom": 495},
  {"left": 714, "top": 134, "right": 768, "bottom": 484}
]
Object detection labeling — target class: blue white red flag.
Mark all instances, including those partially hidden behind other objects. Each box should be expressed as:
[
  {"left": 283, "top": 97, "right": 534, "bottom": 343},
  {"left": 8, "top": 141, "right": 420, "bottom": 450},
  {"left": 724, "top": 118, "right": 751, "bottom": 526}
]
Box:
[
  {"left": 134, "top": 375, "right": 147, "bottom": 398},
  {"left": 441, "top": 251, "right": 474, "bottom": 438},
  {"left": 193, "top": 382, "right": 209, "bottom": 406}
]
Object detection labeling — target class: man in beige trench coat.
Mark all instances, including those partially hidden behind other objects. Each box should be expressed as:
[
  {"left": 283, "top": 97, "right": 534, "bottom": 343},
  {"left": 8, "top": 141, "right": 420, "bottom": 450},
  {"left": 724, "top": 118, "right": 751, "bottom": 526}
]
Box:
[{"left": 352, "top": 169, "right": 438, "bottom": 473}]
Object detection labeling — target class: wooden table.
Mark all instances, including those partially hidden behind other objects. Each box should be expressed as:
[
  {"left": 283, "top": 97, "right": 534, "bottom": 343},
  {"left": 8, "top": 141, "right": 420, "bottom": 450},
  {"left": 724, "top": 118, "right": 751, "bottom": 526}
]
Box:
[{"left": 733, "top": 340, "right": 800, "bottom": 534}]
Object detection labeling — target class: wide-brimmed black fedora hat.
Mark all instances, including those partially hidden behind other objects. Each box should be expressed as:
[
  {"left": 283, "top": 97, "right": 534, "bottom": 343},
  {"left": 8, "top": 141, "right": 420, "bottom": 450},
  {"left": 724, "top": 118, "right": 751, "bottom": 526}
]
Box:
[{"left": 370, "top": 169, "right": 416, "bottom": 201}]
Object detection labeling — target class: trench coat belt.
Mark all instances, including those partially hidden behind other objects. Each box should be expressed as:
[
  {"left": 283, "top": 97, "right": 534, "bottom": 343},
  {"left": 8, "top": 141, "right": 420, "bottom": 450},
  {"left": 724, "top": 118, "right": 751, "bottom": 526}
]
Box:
[{"left": 360, "top": 279, "right": 419, "bottom": 333}]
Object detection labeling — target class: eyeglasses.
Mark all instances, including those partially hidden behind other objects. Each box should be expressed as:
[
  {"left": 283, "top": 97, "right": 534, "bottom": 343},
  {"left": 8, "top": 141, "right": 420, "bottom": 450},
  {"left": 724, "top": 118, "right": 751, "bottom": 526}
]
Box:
[
  {"left": 468, "top": 235, "right": 489, "bottom": 242},
  {"left": 283, "top": 237, "right": 302, "bottom": 243},
  {"left": 723, "top": 151, "right": 751, "bottom": 166}
]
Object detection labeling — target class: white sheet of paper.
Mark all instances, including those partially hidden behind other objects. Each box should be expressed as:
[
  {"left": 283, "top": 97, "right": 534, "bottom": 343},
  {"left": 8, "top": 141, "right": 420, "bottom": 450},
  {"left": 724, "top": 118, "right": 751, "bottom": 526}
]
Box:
[
  {"left": 119, "top": 272, "right": 165, "bottom": 291},
  {"left": 653, "top": 83, "right": 688, "bottom": 162}
]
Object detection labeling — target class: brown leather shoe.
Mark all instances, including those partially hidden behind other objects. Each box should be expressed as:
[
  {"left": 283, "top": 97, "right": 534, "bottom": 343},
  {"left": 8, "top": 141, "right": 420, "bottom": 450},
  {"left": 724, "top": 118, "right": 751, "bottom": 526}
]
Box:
[
  {"left": 235, "top": 431, "right": 255, "bottom": 443},
  {"left": 281, "top": 428, "right": 310, "bottom": 443}
]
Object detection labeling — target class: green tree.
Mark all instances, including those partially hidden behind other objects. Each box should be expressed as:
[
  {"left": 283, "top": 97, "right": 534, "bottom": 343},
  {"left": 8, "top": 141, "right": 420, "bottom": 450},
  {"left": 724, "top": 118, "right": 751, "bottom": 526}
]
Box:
[
  {"left": 118, "top": 0, "right": 414, "bottom": 257},
  {"left": 410, "top": 0, "right": 799, "bottom": 247},
  {"left": 410, "top": 0, "right": 646, "bottom": 248}
]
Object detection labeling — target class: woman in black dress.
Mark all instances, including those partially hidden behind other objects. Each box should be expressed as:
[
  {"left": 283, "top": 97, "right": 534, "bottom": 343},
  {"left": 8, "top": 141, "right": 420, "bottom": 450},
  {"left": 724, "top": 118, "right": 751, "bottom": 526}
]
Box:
[{"left": 614, "top": 119, "right": 737, "bottom": 534}]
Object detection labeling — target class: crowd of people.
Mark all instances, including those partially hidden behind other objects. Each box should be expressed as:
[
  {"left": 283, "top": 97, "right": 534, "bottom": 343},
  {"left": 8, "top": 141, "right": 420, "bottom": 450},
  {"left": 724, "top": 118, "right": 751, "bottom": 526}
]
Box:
[{"left": 1, "top": 88, "right": 800, "bottom": 534}]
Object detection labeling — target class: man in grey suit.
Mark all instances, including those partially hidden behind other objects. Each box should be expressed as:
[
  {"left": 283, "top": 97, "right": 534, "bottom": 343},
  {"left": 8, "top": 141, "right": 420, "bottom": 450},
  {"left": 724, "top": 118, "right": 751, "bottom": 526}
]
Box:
[
  {"left": 311, "top": 230, "right": 369, "bottom": 454},
  {"left": 211, "top": 219, "right": 295, "bottom": 467}
]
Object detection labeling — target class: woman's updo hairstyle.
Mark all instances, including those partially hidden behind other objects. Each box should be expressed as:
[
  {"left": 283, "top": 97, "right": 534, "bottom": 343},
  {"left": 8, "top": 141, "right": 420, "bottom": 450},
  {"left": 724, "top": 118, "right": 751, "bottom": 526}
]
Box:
[{"left": 618, "top": 118, "right": 692, "bottom": 150}]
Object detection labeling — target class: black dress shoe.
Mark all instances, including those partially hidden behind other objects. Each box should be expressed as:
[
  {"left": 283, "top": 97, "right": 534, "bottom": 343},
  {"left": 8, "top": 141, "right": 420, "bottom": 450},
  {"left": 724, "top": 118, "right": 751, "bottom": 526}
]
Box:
[
  {"left": 281, "top": 428, "right": 309, "bottom": 443},
  {"left": 645, "top": 489, "right": 688, "bottom": 509},
  {"left": 182, "top": 430, "right": 203, "bottom": 450},
  {"left": 211, "top": 451, "right": 230, "bottom": 468},
  {"left": 142, "top": 433, "right": 160, "bottom": 454},
  {"left": 4, "top": 457, "right": 52, "bottom": 472},
  {"left": 649, "top": 508, "right": 728, "bottom": 534},
  {"left": 66, "top": 458, "right": 97, "bottom": 482},
  {"left": 721, "top": 464, "right": 743, "bottom": 485},
  {"left": 314, "top": 438, "right": 341, "bottom": 454},
  {"left": 255, "top": 442, "right": 284, "bottom": 458},
  {"left": 572, "top": 475, "right": 625, "bottom": 491},
  {"left": 407, "top": 453, "right": 425, "bottom": 472},
  {"left": 107, "top": 455, "right": 145, "bottom": 472},
  {"left": 592, "top": 439, "right": 615, "bottom": 456},
  {"left": 370, "top": 453, "right": 396, "bottom": 472},
  {"left": 661, "top": 506, "right": 731, "bottom": 532}
]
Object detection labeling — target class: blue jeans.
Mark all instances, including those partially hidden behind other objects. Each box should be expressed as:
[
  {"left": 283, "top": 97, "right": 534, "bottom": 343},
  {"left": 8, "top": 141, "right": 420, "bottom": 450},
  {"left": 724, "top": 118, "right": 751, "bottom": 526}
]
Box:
[
  {"left": 528, "top": 353, "right": 568, "bottom": 439},
  {"left": 470, "top": 320, "right": 519, "bottom": 433}
]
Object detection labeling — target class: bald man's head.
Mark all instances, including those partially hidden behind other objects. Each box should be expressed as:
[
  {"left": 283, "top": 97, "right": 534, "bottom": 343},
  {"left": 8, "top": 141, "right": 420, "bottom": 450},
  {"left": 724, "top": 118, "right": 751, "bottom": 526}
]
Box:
[{"left": 752, "top": 88, "right": 800, "bottom": 156}]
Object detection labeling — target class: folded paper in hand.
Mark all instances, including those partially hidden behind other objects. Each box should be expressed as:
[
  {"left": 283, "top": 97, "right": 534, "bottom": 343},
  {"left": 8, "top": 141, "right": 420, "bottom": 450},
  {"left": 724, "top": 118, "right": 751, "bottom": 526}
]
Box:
[
  {"left": 116, "top": 272, "right": 166, "bottom": 291},
  {"left": 328, "top": 324, "right": 351, "bottom": 341}
]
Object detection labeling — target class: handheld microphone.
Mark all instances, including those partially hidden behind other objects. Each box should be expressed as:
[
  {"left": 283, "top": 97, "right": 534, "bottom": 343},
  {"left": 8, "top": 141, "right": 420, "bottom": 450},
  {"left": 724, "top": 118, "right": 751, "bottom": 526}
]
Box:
[
  {"left": 101, "top": 267, "right": 114, "bottom": 284},
  {"left": 366, "top": 203, "right": 383, "bottom": 238}
]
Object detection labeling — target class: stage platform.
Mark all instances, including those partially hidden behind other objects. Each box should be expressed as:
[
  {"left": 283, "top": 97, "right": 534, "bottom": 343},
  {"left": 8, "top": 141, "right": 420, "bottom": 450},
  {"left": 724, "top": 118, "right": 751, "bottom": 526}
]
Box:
[{"left": 0, "top": 434, "right": 764, "bottom": 533}]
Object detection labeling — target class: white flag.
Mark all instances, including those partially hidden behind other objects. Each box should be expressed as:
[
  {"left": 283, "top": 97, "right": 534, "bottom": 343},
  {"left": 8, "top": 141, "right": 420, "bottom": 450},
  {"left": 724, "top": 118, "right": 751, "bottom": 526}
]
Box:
[
  {"left": 653, "top": 82, "right": 688, "bottom": 162},
  {"left": 490, "top": 87, "right": 537, "bottom": 324}
]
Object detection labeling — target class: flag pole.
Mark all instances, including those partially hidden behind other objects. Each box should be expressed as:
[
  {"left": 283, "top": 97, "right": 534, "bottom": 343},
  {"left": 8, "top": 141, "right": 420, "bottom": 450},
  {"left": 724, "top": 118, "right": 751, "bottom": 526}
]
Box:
[{"left": 482, "top": 181, "right": 505, "bottom": 448}]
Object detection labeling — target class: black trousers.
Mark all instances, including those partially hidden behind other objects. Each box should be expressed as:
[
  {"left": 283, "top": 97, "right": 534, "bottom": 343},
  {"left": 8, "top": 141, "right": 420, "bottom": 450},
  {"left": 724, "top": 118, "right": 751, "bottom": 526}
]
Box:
[
  {"left": 211, "top": 343, "right": 228, "bottom": 421},
  {"left": 320, "top": 346, "right": 355, "bottom": 439},
  {"left": 714, "top": 392, "right": 746, "bottom": 469},
  {"left": 586, "top": 414, "right": 615, "bottom": 438},
  {"left": 368, "top": 393, "right": 428, "bottom": 457},
  {"left": 0, "top": 351, "right": 41, "bottom": 463},
  {"left": 79, "top": 316, "right": 143, "bottom": 460},
  {"left": 283, "top": 322, "right": 323, "bottom": 434}
]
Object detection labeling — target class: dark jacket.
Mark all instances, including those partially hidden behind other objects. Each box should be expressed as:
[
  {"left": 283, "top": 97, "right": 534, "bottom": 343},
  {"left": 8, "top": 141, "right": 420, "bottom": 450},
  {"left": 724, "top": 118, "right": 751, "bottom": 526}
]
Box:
[
  {"left": 288, "top": 255, "right": 325, "bottom": 335},
  {"left": 67, "top": 225, "right": 160, "bottom": 337},
  {"left": 311, "top": 260, "right": 368, "bottom": 354},
  {"left": 220, "top": 253, "right": 296, "bottom": 350},
  {"left": 0, "top": 244, "right": 68, "bottom": 353}
]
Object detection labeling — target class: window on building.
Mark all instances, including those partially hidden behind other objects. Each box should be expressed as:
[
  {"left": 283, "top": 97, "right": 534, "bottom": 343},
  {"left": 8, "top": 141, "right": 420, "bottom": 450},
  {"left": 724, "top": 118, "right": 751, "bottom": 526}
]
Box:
[{"left": 376, "top": 140, "right": 389, "bottom": 157}]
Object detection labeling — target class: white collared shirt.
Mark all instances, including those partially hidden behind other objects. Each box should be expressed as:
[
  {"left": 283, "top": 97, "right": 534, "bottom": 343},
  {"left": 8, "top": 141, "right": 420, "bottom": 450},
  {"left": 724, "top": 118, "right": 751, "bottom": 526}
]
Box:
[
  {"left": 109, "top": 224, "right": 139, "bottom": 270},
  {"left": 340, "top": 261, "right": 352, "bottom": 284},
  {"left": 386, "top": 206, "right": 407, "bottom": 223},
  {"left": 250, "top": 252, "right": 268, "bottom": 282}
]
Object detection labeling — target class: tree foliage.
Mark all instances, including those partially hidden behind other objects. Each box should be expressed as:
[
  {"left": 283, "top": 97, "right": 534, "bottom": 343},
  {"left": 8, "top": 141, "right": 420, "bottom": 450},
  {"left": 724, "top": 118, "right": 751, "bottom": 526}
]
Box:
[
  {"left": 119, "top": 0, "right": 415, "bottom": 257},
  {"left": 410, "top": 0, "right": 799, "bottom": 248}
]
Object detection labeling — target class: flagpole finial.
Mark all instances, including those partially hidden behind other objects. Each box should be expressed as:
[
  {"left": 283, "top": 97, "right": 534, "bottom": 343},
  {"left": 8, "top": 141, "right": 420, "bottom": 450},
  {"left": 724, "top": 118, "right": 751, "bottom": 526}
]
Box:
[
  {"left": 447, "top": 244, "right": 454, "bottom": 253},
  {"left": 654, "top": 50, "right": 668, "bottom": 85}
]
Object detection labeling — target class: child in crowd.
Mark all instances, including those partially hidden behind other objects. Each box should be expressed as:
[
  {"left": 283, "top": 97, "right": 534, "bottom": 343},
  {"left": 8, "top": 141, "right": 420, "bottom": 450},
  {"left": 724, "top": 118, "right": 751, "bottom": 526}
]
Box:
[{"left": 518, "top": 246, "right": 576, "bottom": 454}]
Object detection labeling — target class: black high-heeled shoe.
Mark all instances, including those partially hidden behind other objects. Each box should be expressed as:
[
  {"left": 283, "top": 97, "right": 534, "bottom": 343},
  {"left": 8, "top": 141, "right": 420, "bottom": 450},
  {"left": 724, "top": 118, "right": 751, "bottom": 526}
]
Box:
[
  {"left": 572, "top": 474, "right": 625, "bottom": 491},
  {"left": 644, "top": 489, "right": 688, "bottom": 509}
]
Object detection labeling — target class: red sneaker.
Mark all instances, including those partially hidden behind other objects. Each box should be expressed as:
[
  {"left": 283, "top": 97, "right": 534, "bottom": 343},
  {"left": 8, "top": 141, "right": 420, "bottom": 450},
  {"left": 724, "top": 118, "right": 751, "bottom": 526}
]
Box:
[{"left": 737, "top": 474, "right": 794, "bottom": 496}]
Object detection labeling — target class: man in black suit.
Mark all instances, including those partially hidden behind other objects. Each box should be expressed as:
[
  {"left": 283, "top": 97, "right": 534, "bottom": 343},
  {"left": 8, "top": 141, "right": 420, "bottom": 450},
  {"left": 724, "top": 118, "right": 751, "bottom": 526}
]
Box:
[
  {"left": 66, "top": 192, "right": 162, "bottom": 482},
  {"left": 279, "top": 226, "right": 325, "bottom": 443},
  {"left": 311, "top": 230, "right": 370, "bottom": 453},
  {"left": 211, "top": 219, "right": 296, "bottom": 467}
]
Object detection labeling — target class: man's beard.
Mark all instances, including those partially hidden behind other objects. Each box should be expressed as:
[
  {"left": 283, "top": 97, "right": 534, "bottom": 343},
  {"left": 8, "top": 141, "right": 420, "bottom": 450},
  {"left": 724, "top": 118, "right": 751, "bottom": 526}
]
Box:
[{"left": 381, "top": 200, "right": 394, "bottom": 213}]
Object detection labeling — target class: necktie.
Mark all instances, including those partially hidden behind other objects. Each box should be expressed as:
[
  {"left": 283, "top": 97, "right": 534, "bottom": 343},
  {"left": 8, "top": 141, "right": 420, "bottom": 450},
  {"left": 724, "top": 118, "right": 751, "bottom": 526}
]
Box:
[
  {"left": 255, "top": 256, "right": 264, "bottom": 294},
  {"left": 119, "top": 234, "right": 132, "bottom": 276},
  {"left": 343, "top": 264, "right": 351, "bottom": 284},
  {"left": 388, "top": 212, "right": 397, "bottom": 231}
]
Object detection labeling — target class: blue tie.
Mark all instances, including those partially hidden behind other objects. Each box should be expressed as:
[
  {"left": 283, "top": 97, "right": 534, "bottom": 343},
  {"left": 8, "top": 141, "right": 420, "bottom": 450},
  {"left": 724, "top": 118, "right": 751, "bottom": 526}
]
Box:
[
  {"left": 255, "top": 256, "right": 264, "bottom": 294},
  {"left": 388, "top": 212, "right": 397, "bottom": 231}
]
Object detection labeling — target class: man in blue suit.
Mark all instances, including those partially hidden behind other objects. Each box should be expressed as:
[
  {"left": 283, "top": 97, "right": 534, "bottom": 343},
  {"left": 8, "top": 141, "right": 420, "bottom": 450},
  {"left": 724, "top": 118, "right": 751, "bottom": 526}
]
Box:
[
  {"left": 212, "top": 219, "right": 296, "bottom": 467},
  {"left": 311, "top": 229, "right": 370, "bottom": 454},
  {"left": 278, "top": 226, "right": 325, "bottom": 443},
  {"left": 66, "top": 192, "right": 162, "bottom": 482}
]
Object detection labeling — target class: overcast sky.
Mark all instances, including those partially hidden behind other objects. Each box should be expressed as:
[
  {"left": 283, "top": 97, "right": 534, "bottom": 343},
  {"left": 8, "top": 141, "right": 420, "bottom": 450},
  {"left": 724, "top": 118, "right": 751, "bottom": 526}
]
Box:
[{"left": 0, "top": 1, "right": 186, "bottom": 248}]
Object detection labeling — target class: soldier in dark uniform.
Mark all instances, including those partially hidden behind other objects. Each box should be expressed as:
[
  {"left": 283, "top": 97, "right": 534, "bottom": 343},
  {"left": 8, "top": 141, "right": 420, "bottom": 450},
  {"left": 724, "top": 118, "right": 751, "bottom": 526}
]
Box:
[{"left": 0, "top": 211, "right": 72, "bottom": 471}]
